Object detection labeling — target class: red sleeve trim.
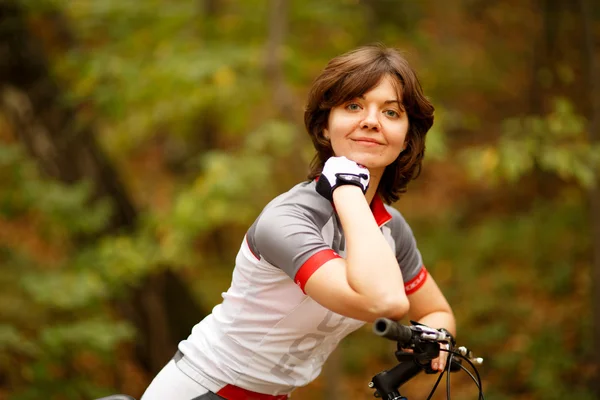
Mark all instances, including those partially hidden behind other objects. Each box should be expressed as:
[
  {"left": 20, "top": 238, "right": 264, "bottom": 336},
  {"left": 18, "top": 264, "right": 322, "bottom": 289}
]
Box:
[
  {"left": 404, "top": 266, "right": 428, "bottom": 295},
  {"left": 294, "top": 249, "right": 341, "bottom": 293}
]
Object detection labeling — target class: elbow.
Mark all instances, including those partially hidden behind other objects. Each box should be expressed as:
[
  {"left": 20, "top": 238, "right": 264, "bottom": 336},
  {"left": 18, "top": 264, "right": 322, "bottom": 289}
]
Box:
[{"left": 368, "top": 294, "right": 409, "bottom": 321}]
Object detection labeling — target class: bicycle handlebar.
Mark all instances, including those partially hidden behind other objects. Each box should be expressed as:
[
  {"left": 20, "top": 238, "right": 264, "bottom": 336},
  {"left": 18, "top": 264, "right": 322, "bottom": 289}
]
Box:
[
  {"left": 370, "top": 318, "right": 485, "bottom": 399},
  {"left": 373, "top": 318, "right": 455, "bottom": 345},
  {"left": 373, "top": 318, "right": 413, "bottom": 342}
]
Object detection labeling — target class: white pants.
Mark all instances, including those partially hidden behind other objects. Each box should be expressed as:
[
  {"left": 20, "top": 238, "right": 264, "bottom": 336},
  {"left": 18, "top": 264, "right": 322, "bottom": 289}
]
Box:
[{"left": 141, "top": 360, "right": 219, "bottom": 400}]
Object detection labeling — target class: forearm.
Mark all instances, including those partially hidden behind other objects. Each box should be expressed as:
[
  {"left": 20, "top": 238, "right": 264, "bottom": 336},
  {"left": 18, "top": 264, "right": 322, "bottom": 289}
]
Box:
[
  {"left": 416, "top": 310, "right": 456, "bottom": 336},
  {"left": 332, "top": 186, "right": 407, "bottom": 312}
]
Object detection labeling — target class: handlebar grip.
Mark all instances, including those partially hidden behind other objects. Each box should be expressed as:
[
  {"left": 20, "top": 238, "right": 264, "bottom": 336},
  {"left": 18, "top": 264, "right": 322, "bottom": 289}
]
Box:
[{"left": 373, "top": 318, "right": 413, "bottom": 343}]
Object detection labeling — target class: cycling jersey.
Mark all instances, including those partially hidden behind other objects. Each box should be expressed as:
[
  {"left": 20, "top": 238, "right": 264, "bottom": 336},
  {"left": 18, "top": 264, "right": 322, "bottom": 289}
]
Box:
[{"left": 177, "top": 180, "right": 428, "bottom": 396}]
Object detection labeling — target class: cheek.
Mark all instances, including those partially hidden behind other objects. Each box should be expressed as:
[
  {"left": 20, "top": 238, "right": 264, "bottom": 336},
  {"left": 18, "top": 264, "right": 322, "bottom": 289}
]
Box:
[
  {"left": 392, "top": 135, "right": 407, "bottom": 150},
  {"left": 389, "top": 122, "right": 409, "bottom": 146},
  {"left": 329, "top": 112, "right": 358, "bottom": 134},
  {"left": 329, "top": 137, "right": 346, "bottom": 156}
]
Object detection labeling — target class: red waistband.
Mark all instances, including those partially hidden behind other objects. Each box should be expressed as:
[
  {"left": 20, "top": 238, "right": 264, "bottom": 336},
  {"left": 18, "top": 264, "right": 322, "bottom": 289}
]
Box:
[{"left": 216, "top": 384, "right": 289, "bottom": 400}]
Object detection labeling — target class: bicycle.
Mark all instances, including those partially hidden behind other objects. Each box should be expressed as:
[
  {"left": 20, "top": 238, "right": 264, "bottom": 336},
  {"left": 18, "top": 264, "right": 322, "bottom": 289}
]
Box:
[{"left": 369, "top": 318, "right": 484, "bottom": 400}]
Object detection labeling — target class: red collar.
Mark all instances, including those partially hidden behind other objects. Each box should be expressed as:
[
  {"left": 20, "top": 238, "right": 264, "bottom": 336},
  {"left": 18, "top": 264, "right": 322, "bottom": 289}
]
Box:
[{"left": 370, "top": 195, "right": 392, "bottom": 227}]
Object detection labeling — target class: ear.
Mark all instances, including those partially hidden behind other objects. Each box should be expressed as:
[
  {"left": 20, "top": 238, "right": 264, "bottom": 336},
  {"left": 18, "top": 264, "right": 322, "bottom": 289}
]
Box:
[
  {"left": 323, "top": 128, "right": 330, "bottom": 140},
  {"left": 401, "top": 139, "right": 408, "bottom": 152}
]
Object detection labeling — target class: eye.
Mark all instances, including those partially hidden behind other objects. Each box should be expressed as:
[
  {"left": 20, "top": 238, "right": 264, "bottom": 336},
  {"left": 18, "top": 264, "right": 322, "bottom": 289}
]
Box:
[
  {"left": 384, "top": 109, "right": 400, "bottom": 118},
  {"left": 345, "top": 103, "right": 361, "bottom": 111}
]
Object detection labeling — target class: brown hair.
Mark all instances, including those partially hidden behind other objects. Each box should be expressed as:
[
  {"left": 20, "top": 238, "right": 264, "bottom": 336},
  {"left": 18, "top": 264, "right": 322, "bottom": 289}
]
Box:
[{"left": 304, "top": 44, "right": 434, "bottom": 204}]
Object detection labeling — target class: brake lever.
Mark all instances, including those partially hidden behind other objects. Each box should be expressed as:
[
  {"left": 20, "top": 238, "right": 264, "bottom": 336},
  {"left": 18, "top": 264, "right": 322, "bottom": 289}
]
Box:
[
  {"left": 408, "top": 322, "right": 454, "bottom": 344},
  {"left": 456, "top": 346, "right": 484, "bottom": 365}
]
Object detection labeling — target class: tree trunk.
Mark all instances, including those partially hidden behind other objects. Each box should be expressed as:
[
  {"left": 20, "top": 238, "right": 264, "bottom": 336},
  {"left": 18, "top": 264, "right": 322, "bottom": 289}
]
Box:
[
  {"left": 358, "top": 0, "right": 377, "bottom": 43},
  {"left": 579, "top": 0, "right": 600, "bottom": 395},
  {"left": 0, "top": 0, "right": 206, "bottom": 376},
  {"left": 265, "top": 0, "right": 295, "bottom": 122},
  {"left": 528, "top": 0, "right": 559, "bottom": 116},
  {"left": 527, "top": 0, "right": 562, "bottom": 276}
]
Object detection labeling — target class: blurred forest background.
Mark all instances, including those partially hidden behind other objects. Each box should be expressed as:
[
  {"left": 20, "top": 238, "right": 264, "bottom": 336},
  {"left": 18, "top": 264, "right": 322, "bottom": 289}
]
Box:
[{"left": 1, "top": 0, "right": 599, "bottom": 399}]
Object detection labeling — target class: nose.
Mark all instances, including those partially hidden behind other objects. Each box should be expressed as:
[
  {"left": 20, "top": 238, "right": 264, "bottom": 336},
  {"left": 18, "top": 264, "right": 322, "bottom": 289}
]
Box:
[{"left": 360, "top": 108, "right": 381, "bottom": 131}]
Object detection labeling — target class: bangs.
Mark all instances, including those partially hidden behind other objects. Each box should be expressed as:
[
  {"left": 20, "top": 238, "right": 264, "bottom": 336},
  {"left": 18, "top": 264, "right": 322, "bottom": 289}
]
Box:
[{"left": 321, "top": 58, "right": 402, "bottom": 108}]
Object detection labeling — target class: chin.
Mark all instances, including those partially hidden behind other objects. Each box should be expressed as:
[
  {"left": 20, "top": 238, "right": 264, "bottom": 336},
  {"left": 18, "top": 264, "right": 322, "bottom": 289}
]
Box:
[{"left": 347, "top": 156, "right": 391, "bottom": 171}]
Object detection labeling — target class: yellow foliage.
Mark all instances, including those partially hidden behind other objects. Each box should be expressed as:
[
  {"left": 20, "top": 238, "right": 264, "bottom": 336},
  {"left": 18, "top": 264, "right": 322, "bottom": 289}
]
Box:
[
  {"left": 213, "top": 66, "right": 236, "bottom": 88},
  {"left": 481, "top": 147, "right": 499, "bottom": 172}
]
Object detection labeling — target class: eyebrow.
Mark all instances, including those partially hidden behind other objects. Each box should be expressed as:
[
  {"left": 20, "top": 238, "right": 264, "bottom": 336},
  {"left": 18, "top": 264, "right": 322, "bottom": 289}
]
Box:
[{"left": 357, "top": 95, "right": 403, "bottom": 106}]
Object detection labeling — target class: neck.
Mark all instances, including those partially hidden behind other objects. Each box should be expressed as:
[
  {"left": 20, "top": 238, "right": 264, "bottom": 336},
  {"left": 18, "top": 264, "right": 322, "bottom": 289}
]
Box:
[{"left": 365, "top": 169, "right": 383, "bottom": 204}]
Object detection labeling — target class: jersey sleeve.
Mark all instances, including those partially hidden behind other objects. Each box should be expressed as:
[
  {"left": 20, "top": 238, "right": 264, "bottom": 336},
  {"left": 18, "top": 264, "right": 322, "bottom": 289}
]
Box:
[
  {"left": 386, "top": 206, "right": 428, "bottom": 295},
  {"left": 248, "top": 198, "right": 340, "bottom": 292}
]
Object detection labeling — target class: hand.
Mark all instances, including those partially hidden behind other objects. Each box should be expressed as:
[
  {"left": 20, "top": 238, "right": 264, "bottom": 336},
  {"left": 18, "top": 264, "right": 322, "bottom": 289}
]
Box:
[
  {"left": 316, "top": 156, "right": 370, "bottom": 201},
  {"left": 431, "top": 343, "right": 450, "bottom": 372}
]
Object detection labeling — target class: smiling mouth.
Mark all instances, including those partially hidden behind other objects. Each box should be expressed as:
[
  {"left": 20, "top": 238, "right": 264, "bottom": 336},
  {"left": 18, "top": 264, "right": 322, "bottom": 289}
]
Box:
[{"left": 352, "top": 139, "right": 382, "bottom": 146}]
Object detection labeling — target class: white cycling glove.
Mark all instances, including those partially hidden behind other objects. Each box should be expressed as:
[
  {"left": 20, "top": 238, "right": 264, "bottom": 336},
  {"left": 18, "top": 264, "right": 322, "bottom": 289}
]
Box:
[{"left": 316, "top": 156, "right": 370, "bottom": 201}]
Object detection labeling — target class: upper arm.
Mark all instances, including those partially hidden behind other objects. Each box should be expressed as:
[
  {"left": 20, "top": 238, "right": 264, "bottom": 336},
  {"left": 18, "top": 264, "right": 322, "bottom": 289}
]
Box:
[
  {"left": 386, "top": 207, "right": 424, "bottom": 289},
  {"left": 252, "top": 199, "right": 413, "bottom": 322},
  {"left": 254, "top": 206, "right": 406, "bottom": 321},
  {"left": 385, "top": 208, "right": 454, "bottom": 322},
  {"left": 406, "top": 273, "right": 453, "bottom": 322},
  {"left": 252, "top": 202, "right": 337, "bottom": 288}
]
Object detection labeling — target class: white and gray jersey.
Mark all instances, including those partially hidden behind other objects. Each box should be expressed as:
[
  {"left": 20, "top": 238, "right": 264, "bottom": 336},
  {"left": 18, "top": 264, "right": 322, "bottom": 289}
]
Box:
[{"left": 177, "top": 180, "right": 429, "bottom": 396}]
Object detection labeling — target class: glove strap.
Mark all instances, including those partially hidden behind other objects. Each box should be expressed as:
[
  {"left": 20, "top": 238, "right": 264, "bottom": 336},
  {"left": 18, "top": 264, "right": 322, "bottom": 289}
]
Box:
[
  {"left": 315, "top": 172, "right": 369, "bottom": 201},
  {"left": 335, "top": 173, "right": 368, "bottom": 193}
]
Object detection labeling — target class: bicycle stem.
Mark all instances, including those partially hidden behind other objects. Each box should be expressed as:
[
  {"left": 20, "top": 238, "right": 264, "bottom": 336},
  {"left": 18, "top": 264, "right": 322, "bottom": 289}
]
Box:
[{"left": 369, "top": 359, "right": 423, "bottom": 399}]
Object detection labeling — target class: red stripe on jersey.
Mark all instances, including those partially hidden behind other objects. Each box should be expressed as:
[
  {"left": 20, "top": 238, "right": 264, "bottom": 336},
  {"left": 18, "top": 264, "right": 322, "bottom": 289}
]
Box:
[
  {"left": 404, "top": 266, "right": 428, "bottom": 295},
  {"left": 217, "top": 384, "right": 289, "bottom": 399},
  {"left": 295, "top": 249, "right": 341, "bottom": 293}
]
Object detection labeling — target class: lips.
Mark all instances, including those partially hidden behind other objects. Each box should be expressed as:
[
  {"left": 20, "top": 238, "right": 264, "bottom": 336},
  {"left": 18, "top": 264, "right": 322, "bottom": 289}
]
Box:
[{"left": 352, "top": 137, "right": 382, "bottom": 145}]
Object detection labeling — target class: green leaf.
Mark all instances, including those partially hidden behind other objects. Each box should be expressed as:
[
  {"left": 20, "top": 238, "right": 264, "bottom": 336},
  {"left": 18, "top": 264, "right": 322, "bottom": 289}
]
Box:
[{"left": 39, "top": 318, "right": 134, "bottom": 355}]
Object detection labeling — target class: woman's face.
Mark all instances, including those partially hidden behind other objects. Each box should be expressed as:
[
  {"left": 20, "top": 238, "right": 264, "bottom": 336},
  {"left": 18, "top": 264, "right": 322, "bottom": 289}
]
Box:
[{"left": 324, "top": 74, "right": 409, "bottom": 177}]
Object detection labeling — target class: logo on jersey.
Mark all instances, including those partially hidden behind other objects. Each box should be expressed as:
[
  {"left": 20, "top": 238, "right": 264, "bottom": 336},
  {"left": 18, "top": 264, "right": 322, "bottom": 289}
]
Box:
[{"left": 270, "top": 310, "right": 347, "bottom": 386}]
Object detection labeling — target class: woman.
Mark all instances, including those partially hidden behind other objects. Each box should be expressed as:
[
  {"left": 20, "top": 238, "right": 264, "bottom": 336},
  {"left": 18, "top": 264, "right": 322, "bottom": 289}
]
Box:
[{"left": 141, "top": 45, "right": 455, "bottom": 400}]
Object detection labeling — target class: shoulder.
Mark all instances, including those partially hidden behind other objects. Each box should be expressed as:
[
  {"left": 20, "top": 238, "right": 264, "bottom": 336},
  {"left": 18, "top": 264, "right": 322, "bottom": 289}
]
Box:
[
  {"left": 247, "top": 181, "right": 337, "bottom": 273},
  {"left": 384, "top": 205, "right": 413, "bottom": 233},
  {"left": 249, "top": 181, "right": 334, "bottom": 252},
  {"left": 383, "top": 205, "right": 423, "bottom": 278},
  {"left": 259, "top": 180, "right": 334, "bottom": 225},
  {"left": 382, "top": 204, "right": 420, "bottom": 253}
]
